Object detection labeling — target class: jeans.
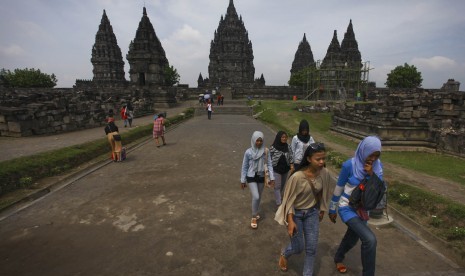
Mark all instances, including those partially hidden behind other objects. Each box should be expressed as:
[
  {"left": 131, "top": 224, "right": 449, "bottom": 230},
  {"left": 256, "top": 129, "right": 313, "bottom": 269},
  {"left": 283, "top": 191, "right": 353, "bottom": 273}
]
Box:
[
  {"left": 207, "top": 111, "right": 212, "bottom": 119},
  {"left": 334, "top": 216, "right": 377, "bottom": 276},
  {"left": 273, "top": 172, "right": 288, "bottom": 205},
  {"left": 283, "top": 207, "right": 319, "bottom": 276},
  {"left": 248, "top": 181, "right": 264, "bottom": 217}
]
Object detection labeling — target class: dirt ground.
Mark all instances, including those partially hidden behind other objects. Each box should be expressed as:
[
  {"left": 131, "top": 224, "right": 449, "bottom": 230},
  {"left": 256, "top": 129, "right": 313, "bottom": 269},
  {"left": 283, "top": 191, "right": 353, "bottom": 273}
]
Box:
[{"left": 0, "top": 114, "right": 464, "bottom": 275}]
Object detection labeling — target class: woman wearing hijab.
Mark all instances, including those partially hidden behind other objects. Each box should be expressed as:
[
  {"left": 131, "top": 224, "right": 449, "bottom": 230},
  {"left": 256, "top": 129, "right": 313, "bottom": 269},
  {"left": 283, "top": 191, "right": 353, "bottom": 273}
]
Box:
[
  {"left": 275, "top": 143, "right": 336, "bottom": 275},
  {"left": 269, "top": 131, "right": 294, "bottom": 206},
  {"left": 291, "top": 120, "right": 315, "bottom": 171},
  {"left": 328, "top": 136, "right": 383, "bottom": 275},
  {"left": 240, "top": 131, "right": 275, "bottom": 229}
]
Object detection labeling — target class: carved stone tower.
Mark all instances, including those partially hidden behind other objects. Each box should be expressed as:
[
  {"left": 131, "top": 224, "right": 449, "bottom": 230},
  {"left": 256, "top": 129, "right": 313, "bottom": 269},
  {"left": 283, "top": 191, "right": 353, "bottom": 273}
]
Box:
[
  {"left": 208, "top": 0, "right": 255, "bottom": 87},
  {"left": 290, "top": 33, "right": 315, "bottom": 75},
  {"left": 320, "top": 30, "right": 346, "bottom": 92},
  {"left": 91, "top": 10, "right": 126, "bottom": 83},
  {"left": 341, "top": 20, "right": 362, "bottom": 69},
  {"left": 126, "top": 7, "right": 169, "bottom": 86}
]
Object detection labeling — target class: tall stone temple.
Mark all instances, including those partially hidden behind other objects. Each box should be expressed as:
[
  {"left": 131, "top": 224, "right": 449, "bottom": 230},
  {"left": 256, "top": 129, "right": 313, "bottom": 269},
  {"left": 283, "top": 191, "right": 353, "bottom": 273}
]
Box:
[
  {"left": 126, "top": 7, "right": 169, "bottom": 86},
  {"left": 208, "top": 0, "right": 255, "bottom": 87},
  {"left": 290, "top": 20, "right": 364, "bottom": 96},
  {"left": 90, "top": 10, "right": 126, "bottom": 84},
  {"left": 290, "top": 33, "right": 315, "bottom": 75}
]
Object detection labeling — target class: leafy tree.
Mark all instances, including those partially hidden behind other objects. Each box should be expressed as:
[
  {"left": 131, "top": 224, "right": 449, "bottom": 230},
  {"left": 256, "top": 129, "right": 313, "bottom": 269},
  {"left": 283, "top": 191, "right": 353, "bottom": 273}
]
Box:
[
  {"left": 2, "top": 68, "right": 57, "bottom": 88},
  {"left": 288, "top": 67, "right": 317, "bottom": 90},
  {"left": 164, "top": 65, "right": 180, "bottom": 87},
  {"left": 385, "top": 63, "right": 423, "bottom": 88}
]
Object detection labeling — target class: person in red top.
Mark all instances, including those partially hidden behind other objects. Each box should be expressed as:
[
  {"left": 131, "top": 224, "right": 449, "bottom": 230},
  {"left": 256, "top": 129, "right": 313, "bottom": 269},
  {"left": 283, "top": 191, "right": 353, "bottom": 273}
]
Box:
[
  {"left": 153, "top": 113, "right": 166, "bottom": 148},
  {"left": 120, "top": 105, "right": 128, "bottom": 127}
]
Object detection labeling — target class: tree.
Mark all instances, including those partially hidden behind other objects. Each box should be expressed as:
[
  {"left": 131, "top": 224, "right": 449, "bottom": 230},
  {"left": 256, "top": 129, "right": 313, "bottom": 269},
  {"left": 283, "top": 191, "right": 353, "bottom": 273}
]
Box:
[
  {"left": 164, "top": 65, "right": 180, "bottom": 87},
  {"left": 2, "top": 68, "right": 57, "bottom": 88},
  {"left": 385, "top": 63, "right": 423, "bottom": 88}
]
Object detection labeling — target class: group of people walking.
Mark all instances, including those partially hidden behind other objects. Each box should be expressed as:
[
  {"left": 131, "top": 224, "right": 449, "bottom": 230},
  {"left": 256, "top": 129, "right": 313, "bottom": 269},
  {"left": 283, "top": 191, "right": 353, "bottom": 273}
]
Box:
[
  {"left": 104, "top": 104, "right": 168, "bottom": 161},
  {"left": 241, "top": 119, "right": 384, "bottom": 276}
]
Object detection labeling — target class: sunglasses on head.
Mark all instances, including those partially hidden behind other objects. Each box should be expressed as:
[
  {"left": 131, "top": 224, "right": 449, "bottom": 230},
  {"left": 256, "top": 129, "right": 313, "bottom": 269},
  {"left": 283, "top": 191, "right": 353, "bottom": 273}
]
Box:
[{"left": 308, "top": 142, "right": 325, "bottom": 151}]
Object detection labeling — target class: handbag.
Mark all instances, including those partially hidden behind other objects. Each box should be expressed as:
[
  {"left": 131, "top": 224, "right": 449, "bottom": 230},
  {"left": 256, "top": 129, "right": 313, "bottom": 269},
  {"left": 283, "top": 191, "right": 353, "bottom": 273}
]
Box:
[{"left": 264, "top": 147, "right": 272, "bottom": 187}]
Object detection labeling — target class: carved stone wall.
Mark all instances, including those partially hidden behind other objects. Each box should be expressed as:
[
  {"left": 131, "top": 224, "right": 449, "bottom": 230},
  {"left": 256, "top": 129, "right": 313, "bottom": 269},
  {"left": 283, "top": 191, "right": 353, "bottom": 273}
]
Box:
[
  {"left": 331, "top": 88, "right": 465, "bottom": 157},
  {"left": 0, "top": 86, "right": 174, "bottom": 137}
]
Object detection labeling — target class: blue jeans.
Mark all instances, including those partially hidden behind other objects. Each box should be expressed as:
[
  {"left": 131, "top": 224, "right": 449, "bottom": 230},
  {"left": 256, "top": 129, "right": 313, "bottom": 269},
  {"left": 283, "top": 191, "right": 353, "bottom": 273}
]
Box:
[
  {"left": 248, "top": 181, "right": 264, "bottom": 217},
  {"left": 273, "top": 172, "right": 288, "bottom": 205},
  {"left": 282, "top": 208, "right": 319, "bottom": 276},
  {"left": 334, "top": 216, "right": 377, "bottom": 276}
]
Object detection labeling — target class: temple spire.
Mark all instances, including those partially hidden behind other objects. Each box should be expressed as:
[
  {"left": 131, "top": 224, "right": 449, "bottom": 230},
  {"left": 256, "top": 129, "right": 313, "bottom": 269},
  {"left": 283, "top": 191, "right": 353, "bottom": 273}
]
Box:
[{"left": 290, "top": 33, "right": 315, "bottom": 75}]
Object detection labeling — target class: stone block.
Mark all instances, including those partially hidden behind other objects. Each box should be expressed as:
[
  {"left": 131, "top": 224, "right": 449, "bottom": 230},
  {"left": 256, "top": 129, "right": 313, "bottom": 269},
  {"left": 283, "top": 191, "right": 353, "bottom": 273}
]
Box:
[
  {"left": 7, "top": 121, "right": 22, "bottom": 133},
  {"left": 0, "top": 123, "right": 8, "bottom": 131},
  {"left": 0, "top": 115, "right": 5, "bottom": 123},
  {"left": 397, "top": 112, "right": 412, "bottom": 119}
]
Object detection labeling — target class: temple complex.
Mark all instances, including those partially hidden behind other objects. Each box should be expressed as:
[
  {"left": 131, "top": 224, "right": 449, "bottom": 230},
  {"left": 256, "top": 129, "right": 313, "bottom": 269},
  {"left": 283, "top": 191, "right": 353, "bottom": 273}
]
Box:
[
  {"left": 90, "top": 10, "right": 126, "bottom": 84},
  {"left": 290, "top": 20, "right": 368, "bottom": 100},
  {"left": 207, "top": 0, "right": 255, "bottom": 87},
  {"left": 126, "top": 7, "right": 169, "bottom": 86}
]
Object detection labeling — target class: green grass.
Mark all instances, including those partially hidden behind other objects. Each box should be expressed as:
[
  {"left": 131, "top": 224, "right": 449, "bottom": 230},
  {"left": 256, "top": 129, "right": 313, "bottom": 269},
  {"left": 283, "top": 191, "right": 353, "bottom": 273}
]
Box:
[{"left": 381, "top": 151, "right": 465, "bottom": 184}]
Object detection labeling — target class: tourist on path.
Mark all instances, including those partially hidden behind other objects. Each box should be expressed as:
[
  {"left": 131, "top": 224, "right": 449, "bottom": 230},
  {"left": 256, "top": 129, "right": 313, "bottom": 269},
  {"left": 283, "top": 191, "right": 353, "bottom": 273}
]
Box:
[
  {"left": 126, "top": 102, "right": 134, "bottom": 127},
  {"left": 206, "top": 100, "right": 213, "bottom": 120},
  {"left": 153, "top": 113, "right": 166, "bottom": 148},
  {"left": 104, "top": 110, "right": 122, "bottom": 161},
  {"left": 291, "top": 119, "right": 315, "bottom": 170},
  {"left": 269, "top": 131, "right": 294, "bottom": 207},
  {"left": 328, "top": 136, "right": 383, "bottom": 275},
  {"left": 240, "top": 131, "right": 275, "bottom": 229},
  {"left": 120, "top": 105, "right": 128, "bottom": 127},
  {"left": 275, "top": 143, "right": 336, "bottom": 275}
]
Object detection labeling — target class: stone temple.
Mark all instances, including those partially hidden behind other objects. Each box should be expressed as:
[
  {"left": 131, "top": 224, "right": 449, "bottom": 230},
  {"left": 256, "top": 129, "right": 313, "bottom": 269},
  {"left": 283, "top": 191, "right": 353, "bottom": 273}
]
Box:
[{"left": 207, "top": 0, "right": 256, "bottom": 88}]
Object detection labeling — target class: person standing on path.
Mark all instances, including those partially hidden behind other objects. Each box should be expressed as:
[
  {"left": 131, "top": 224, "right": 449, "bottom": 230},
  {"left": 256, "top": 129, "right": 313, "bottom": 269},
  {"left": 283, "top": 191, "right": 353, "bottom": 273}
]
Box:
[
  {"left": 275, "top": 143, "right": 336, "bottom": 275},
  {"left": 291, "top": 119, "right": 315, "bottom": 170},
  {"left": 269, "top": 131, "right": 294, "bottom": 207},
  {"left": 126, "top": 102, "right": 134, "bottom": 127},
  {"left": 153, "top": 113, "right": 166, "bottom": 148},
  {"left": 206, "top": 100, "right": 213, "bottom": 120},
  {"left": 120, "top": 105, "right": 128, "bottom": 127},
  {"left": 240, "top": 131, "right": 275, "bottom": 229},
  {"left": 104, "top": 111, "right": 122, "bottom": 161},
  {"left": 328, "top": 136, "right": 383, "bottom": 275}
]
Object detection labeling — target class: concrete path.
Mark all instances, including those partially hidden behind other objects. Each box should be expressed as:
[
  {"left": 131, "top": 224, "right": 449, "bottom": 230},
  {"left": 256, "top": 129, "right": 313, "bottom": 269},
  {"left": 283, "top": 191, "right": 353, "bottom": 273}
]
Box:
[{"left": 0, "top": 114, "right": 463, "bottom": 275}]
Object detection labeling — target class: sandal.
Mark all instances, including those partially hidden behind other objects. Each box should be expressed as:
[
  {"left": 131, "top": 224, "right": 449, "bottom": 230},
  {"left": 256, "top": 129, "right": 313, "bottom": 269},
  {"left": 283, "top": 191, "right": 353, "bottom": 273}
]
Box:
[
  {"left": 251, "top": 217, "right": 258, "bottom": 229},
  {"left": 255, "top": 215, "right": 261, "bottom": 220},
  {"left": 278, "top": 254, "right": 288, "bottom": 272},
  {"left": 336, "top": 263, "right": 347, "bottom": 274}
]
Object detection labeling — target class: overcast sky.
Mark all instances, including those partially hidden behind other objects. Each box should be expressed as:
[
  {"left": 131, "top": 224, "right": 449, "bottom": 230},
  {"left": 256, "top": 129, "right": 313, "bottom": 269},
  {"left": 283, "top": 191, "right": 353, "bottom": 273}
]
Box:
[{"left": 1, "top": 0, "right": 465, "bottom": 89}]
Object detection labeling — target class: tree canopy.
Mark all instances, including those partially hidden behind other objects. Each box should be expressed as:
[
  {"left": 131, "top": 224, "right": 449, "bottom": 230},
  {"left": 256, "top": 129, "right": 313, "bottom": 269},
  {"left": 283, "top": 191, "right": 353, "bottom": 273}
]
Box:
[
  {"left": 164, "top": 65, "right": 180, "bottom": 87},
  {"left": 385, "top": 63, "right": 423, "bottom": 88},
  {"left": 1, "top": 68, "right": 57, "bottom": 88}
]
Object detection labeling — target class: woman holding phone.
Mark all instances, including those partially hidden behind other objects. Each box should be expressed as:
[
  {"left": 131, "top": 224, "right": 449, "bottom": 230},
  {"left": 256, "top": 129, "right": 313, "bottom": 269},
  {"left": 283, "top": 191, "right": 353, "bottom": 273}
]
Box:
[
  {"left": 328, "top": 136, "right": 383, "bottom": 275},
  {"left": 275, "top": 143, "right": 336, "bottom": 275}
]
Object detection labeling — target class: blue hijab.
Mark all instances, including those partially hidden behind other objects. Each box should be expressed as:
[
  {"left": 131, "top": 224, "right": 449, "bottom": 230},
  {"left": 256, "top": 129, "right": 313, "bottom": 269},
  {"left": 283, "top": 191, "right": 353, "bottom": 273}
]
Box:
[{"left": 351, "top": 136, "right": 382, "bottom": 181}]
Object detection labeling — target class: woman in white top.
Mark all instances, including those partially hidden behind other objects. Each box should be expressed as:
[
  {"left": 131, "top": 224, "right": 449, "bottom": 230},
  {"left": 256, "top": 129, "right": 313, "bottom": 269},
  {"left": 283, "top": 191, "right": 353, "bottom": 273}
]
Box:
[{"left": 291, "top": 119, "right": 315, "bottom": 170}]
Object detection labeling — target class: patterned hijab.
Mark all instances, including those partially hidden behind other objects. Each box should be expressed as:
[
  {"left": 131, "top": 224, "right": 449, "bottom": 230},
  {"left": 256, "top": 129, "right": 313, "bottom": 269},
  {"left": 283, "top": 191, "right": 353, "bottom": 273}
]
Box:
[
  {"left": 351, "top": 136, "right": 383, "bottom": 181},
  {"left": 250, "top": 131, "right": 265, "bottom": 172}
]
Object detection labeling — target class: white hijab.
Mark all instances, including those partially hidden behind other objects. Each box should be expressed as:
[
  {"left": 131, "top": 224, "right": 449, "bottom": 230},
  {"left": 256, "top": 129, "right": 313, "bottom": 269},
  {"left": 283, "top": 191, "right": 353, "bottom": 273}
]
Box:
[{"left": 250, "top": 131, "right": 265, "bottom": 172}]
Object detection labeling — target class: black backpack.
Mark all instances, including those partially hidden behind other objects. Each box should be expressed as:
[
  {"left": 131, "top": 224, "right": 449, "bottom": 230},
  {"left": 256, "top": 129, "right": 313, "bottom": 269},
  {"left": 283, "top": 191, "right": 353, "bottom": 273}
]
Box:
[{"left": 349, "top": 173, "right": 387, "bottom": 211}]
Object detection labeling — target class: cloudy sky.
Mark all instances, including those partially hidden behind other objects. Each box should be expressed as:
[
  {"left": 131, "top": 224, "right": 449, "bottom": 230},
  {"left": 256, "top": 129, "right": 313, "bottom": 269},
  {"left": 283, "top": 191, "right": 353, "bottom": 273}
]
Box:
[{"left": 1, "top": 0, "right": 465, "bottom": 89}]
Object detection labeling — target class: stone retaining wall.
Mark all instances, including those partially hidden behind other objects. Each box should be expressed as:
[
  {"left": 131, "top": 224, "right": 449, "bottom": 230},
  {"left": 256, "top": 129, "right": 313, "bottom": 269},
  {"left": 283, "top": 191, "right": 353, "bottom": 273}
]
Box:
[
  {"left": 331, "top": 88, "right": 465, "bottom": 157},
  {"left": 0, "top": 86, "right": 174, "bottom": 137}
]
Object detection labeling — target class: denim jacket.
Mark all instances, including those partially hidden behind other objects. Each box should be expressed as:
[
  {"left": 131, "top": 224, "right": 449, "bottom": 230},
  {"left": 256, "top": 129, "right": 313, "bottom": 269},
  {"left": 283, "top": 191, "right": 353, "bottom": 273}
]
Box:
[{"left": 240, "top": 147, "right": 275, "bottom": 183}]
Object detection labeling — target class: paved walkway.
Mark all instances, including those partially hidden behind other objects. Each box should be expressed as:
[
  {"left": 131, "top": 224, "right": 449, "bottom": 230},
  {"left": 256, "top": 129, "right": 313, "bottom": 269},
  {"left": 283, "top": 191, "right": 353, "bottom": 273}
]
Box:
[
  {"left": 0, "top": 114, "right": 463, "bottom": 275},
  {"left": 0, "top": 101, "right": 198, "bottom": 162}
]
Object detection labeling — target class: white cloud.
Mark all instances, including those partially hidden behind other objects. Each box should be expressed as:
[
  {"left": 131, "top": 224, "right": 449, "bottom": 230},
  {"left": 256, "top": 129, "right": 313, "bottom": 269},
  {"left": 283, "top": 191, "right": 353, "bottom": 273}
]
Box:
[
  {"left": 411, "top": 56, "right": 457, "bottom": 71},
  {"left": 0, "top": 44, "right": 26, "bottom": 57}
]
